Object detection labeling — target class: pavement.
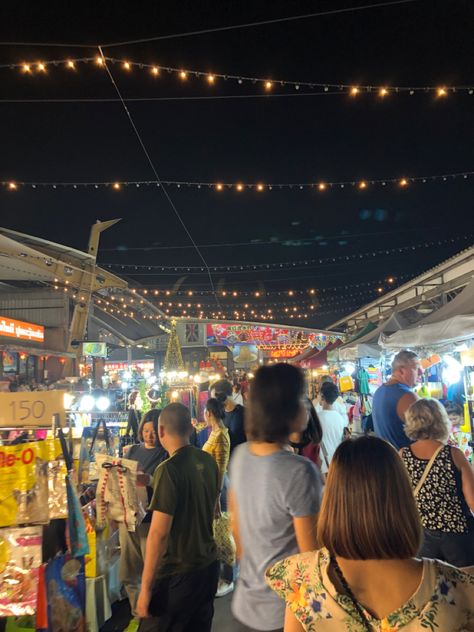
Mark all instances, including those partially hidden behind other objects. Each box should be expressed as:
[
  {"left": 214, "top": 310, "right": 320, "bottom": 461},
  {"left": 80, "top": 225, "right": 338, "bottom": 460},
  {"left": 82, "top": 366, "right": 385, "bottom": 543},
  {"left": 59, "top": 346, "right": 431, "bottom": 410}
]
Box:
[{"left": 101, "top": 593, "right": 243, "bottom": 632}]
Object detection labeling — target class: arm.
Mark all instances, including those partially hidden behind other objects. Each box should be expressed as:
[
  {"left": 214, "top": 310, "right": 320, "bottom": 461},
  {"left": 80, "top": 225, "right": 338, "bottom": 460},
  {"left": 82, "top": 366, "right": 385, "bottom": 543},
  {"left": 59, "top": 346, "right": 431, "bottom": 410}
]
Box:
[
  {"left": 396, "top": 391, "right": 418, "bottom": 422},
  {"left": 214, "top": 435, "right": 229, "bottom": 492},
  {"left": 136, "top": 511, "right": 173, "bottom": 618},
  {"left": 228, "top": 489, "right": 243, "bottom": 560},
  {"left": 293, "top": 515, "right": 318, "bottom": 553},
  {"left": 451, "top": 447, "right": 474, "bottom": 511},
  {"left": 284, "top": 606, "right": 305, "bottom": 632}
]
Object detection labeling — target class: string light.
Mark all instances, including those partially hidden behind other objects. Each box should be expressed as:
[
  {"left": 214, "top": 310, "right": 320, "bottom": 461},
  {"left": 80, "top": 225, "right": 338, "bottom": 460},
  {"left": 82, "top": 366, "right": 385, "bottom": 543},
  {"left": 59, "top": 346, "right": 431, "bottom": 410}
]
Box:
[
  {"left": 5, "top": 170, "right": 471, "bottom": 192},
  {"left": 400, "top": 178, "right": 408, "bottom": 187},
  {"left": 37, "top": 63, "right": 46, "bottom": 72},
  {"left": 6, "top": 55, "right": 472, "bottom": 96},
  {"left": 22, "top": 63, "right": 31, "bottom": 73},
  {"left": 8, "top": 182, "right": 17, "bottom": 190},
  {"left": 151, "top": 66, "right": 159, "bottom": 76},
  {"left": 113, "top": 182, "right": 121, "bottom": 190},
  {"left": 67, "top": 60, "right": 75, "bottom": 69}
]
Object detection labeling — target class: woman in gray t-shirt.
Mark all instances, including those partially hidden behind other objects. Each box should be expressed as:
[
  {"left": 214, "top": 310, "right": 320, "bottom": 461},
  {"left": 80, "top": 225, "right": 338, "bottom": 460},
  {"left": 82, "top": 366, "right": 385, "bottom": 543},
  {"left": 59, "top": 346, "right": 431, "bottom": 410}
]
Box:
[{"left": 229, "top": 364, "right": 322, "bottom": 632}]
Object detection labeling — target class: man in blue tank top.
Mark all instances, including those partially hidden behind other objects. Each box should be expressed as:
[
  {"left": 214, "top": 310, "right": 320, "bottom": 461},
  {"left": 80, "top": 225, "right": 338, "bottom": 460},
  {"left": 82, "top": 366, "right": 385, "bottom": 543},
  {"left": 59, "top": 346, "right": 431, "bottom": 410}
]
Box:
[{"left": 372, "top": 350, "right": 421, "bottom": 449}]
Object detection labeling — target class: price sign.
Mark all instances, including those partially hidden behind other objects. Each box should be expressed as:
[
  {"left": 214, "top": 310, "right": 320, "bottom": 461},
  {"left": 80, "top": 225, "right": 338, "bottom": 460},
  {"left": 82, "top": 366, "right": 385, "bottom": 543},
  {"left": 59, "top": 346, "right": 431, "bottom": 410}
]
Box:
[{"left": 0, "top": 391, "right": 64, "bottom": 427}]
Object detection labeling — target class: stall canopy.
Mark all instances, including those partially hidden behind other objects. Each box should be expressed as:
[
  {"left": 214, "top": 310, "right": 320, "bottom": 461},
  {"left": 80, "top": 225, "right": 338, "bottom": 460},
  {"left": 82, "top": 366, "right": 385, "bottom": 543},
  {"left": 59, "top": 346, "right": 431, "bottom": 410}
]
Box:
[
  {"left": 334, "top": 312, "right": 409, "bottom": 361},
  {"left": 296, "top": 340, "right": 342, "bottom": 368},
  {"left": 380, "top": 277, "right": 474, "bottom": 349}
]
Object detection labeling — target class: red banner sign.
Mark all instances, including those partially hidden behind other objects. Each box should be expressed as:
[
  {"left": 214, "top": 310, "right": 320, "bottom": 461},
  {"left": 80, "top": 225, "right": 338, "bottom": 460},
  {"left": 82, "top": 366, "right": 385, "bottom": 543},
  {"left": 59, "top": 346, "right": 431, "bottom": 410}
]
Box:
[{"left": 0, "top": 315, "right": 44, "bottom": 343}]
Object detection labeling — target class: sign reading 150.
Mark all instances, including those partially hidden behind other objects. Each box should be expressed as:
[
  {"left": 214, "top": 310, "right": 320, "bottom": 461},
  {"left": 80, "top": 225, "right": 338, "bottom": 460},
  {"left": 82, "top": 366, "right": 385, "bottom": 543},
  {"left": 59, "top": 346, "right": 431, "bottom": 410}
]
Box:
[{"left": 8, "top": 399, "right": 46, "bottom": 421}]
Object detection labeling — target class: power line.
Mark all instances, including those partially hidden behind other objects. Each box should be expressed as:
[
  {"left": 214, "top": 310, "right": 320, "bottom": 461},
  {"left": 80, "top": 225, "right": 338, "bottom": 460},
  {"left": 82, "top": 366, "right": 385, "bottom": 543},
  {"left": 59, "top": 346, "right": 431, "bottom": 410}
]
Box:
[
  {"left": 97, "top": 46, "right": 220, "bottom": 309},
  {"left": 100, "top": 0, "right": 420, "bottom": 47}
]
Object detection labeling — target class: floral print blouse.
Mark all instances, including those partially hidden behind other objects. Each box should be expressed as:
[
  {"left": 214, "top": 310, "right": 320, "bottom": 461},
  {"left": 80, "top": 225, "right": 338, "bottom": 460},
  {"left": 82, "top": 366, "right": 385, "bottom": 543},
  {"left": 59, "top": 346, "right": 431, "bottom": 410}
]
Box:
[{"left": 266, "top": 548, "right": 474, "bottom": 631}]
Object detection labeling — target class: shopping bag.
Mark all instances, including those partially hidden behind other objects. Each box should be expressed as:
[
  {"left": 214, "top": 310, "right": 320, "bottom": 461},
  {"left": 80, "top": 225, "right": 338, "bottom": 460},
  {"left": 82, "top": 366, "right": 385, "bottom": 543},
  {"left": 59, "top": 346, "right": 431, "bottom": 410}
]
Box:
[
  {"left": 339, "top": 375, "right": 354, "bottom": 393},
  {"left": 45, "top": 554, "right": 85, "bottom": 632},
  {"left": 66, "top": 475, "right": 89, "bottom": 558},
  {"left": 213, "top": 513, "right": 236, "bottom": 566}
]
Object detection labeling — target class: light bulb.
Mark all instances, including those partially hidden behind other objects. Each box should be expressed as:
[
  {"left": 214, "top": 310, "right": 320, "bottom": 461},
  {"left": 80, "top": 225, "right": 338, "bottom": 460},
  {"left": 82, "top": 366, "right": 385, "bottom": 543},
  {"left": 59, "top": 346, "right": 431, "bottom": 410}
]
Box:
[
  {"left": 123, "top": 61, "right": 131, "bottom": 70},
  {"left": 318, "top": 182, "right": 326, "bottom": 191},
  {"left": 96, "top": 56, "right": 104, "bottom": 66},
  {"left": 437, "top": 87, "right": 447, "bottom": 97},
  {"left": 113, "top": 182, "right": 121, "bottom": 190},
  {"left": 37, "top": 63, "right": 46, "bottom": 72},
  {"left": 265, "top": 81, "right": 273, "bottom": 90},
  {"left": 257, "top": 183, "right": 264, "bottom": 191},
  {"left": 151, "top": 66, "right": 159, "bottom": 76},
  {"left": 22, "top": 64, "right": 31, "bottom": 73},
  {"left": 359, "top": 181, "right": 367, "bottom": 189},
  {"left": 379, "top": 87, "right": 388, "bottom": 97},
  {"left": 180, "top": 71, "right": 187, "bottom": 79},
  {"left": 236, "top": 183, "right": 244, "bottom": 191},
  {"left": 400, "top": 178, "right": 408, "bottom": 187},
  {"left": 350, "top": 86, "right": 359, "bottom": 95},
  {"left": 8, "top": 182, "right": 17, "bottom": 190},
  {"left": 67, "top": 60, "right": 75, "bottom": 69},
  {"left": 216, "top": 183, "right": 223, "bottom": 191},
  {"left": 207, "top": 74, "right": 215, "bottom": 83}
]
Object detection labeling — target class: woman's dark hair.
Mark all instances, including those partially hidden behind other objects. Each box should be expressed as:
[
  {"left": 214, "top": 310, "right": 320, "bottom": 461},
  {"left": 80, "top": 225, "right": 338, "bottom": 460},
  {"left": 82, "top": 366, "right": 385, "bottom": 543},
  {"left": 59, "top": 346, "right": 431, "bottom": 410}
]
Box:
[
  {"left": 318, "top": 436, "right": 422, "bottom": 559},
  {"left": 138, "top": 408, "right": 162, "bottom": 442},
  {"left": 445, "top": 402, "right": 463, "bottom": 416},
  {"left": 206, "top": 397, "right": 225, "bottom": 420},
  {"left": 303, "top": 399, "right": 323, "bottom": 445},
  {"left": 246, "top": 364, "right": 305, "bottom": 443},
  {"left": 213, "top": 379, "right": 233, "bottom": 403}
]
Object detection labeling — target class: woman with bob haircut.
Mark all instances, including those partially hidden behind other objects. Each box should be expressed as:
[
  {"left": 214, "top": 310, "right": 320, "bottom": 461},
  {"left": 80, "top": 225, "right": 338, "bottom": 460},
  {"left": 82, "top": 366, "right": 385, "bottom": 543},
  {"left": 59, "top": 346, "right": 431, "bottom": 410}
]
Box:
[
  {"left": 229, "top": 364, "right": 322, "bottom": 632},
  {"left": 266, "top": 436, "right": 474, "bottom": 631},
  {"left": 401, "top": 398, "right": 474, "bottom": 567}
]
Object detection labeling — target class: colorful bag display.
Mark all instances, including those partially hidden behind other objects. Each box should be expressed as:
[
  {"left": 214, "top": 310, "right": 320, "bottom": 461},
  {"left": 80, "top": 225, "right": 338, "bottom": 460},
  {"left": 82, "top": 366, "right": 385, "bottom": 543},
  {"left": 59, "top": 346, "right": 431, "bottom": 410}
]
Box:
[
  {"left": 0, "top": 526, "right": 42, "bottom": 617},
  {"left": 0, "top": 440, "right": 65, "bottom": 528},
  {"left": 95, "top": 454, "right": 145, "bottom": 532},
  {"left": 45, "top": 554, "right": 86, "bottom": 632},
  {"left": 66, "top": 475, "right": 89, "bottom": 559},
  {"left": 339, "top": 375, "right": 354, "bottom": 393},
  {"left": 78, "top": 419, "right": 116, "bottom": 484},
  {"left": 213, "top": 513, "right": 236, "bottom": 567}
]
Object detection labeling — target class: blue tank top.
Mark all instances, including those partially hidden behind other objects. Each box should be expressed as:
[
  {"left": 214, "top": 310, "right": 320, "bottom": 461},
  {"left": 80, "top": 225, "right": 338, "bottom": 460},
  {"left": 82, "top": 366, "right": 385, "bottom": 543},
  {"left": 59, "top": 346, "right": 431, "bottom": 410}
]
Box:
[{"left": 372, "top": 382, "right": 413, "bottom": 449}]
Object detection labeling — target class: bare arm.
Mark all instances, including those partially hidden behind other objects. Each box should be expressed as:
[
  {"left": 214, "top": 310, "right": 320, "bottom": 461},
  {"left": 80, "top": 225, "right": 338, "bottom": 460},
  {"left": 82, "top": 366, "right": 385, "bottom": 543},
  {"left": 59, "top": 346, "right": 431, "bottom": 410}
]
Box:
[
  {"left": 284, "top": 605, "right": 305, "bottom": 632},
  {"left": 136, "top": 511, "right": 173, "bottom": 618},
  {"left": 451, "top": 447, "right": 474, "bottom": 511},
  {"left": 228, "top": 489, "right": 243, "bottom": 560},
  {"left": 293, "top": 515, "right": 318, "bottom": 553},
  {"left": 396, "top": 392, "right": 418, "bottom": 422}
]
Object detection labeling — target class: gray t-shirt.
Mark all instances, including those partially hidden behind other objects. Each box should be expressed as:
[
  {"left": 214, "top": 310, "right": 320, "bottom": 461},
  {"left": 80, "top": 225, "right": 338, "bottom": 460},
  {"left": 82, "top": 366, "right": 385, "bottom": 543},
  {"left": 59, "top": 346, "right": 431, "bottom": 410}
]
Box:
[{"left": 229, "top": 443, "right": 322, "bottom": 630}]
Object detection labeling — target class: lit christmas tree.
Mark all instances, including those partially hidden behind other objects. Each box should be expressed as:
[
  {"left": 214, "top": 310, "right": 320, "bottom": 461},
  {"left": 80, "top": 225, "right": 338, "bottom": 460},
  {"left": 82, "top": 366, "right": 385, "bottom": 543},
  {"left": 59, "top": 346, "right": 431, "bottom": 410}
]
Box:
[{"left": 163, "top": 320, "right": 184, "bottom": 372}]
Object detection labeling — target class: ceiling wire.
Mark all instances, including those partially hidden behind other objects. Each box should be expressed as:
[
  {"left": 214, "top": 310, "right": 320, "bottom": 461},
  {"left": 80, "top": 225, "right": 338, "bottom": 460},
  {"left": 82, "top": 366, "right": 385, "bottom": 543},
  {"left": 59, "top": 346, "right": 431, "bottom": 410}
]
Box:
[
  {"left": 100, "top": 0, "right": 420, "bottom": 47},
  {"left": 96, "top": 45, "right": 220, "bottom": 309},
  {"left": 0, "top": 0, "right": 420, "bottom": 49}
]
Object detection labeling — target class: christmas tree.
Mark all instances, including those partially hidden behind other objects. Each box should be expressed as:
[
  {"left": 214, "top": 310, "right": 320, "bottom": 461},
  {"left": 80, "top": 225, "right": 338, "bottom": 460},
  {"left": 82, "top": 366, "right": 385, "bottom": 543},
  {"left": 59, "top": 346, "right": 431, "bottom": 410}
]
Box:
[{"left": 163, "top": 320, "right": 184, "bottom": 372}]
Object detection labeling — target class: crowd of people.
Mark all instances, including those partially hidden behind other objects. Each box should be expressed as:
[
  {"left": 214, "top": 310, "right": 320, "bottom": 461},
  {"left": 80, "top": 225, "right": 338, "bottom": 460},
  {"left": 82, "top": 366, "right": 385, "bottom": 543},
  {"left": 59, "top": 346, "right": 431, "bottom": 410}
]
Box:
[{"left": 115, "top": 351, "right": 473, "bottom": 632}]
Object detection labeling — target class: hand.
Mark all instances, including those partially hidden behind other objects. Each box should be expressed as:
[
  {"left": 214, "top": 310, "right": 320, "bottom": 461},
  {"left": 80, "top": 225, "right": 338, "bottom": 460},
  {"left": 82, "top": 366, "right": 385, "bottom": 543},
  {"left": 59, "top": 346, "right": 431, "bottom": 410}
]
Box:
[
  {"left": 214, "top": 496, "right": 222, "bottom": 520},
  {"left": 136, "top": 587, "right": 152, "bottom": 619}
]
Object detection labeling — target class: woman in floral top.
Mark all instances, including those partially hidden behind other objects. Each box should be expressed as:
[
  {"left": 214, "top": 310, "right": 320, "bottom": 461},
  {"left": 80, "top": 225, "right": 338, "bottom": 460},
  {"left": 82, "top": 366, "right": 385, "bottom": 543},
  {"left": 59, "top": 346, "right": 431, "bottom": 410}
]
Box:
[{"left": 266, "top": 436, "right": 474, "bottom": 631}]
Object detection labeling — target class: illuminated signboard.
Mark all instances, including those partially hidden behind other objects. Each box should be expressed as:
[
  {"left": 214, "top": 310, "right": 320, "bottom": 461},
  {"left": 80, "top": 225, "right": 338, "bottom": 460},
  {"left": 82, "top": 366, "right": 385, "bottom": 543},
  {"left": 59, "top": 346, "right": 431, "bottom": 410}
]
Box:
[
  {"left": 0, "top": 315, "right": 44, "bottom": 343},
  {"left": 206, "top": 324, "right": 342, "bottom": 350}
]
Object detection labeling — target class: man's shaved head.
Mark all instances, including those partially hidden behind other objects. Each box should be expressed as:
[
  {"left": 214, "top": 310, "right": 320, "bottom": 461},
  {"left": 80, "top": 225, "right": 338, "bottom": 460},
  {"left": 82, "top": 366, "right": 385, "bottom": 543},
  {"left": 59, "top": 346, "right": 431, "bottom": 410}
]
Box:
[{"left": 159, "top": 403, "right": 192, "bottom": 437}]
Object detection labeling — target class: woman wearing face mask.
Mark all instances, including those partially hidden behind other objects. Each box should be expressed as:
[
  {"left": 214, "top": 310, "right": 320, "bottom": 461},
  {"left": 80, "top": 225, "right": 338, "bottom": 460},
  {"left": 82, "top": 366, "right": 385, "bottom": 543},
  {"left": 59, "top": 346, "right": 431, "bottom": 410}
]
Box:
[
  {"left": 120, "top": 409, "right": 168, "bottom": 632},
  {"left": 229, "top": 364, "right": 322, "bottom": 632}
]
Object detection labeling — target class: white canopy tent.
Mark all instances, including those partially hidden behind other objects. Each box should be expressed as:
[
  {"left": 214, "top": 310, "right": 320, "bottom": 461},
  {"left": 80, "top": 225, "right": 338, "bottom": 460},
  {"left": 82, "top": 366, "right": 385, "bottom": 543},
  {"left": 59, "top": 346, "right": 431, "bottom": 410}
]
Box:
[
  {"left": 334, "top": 312, "right": 410, "bottom": 360},
  {"left": 380, "top": 277, "right": 474, "bottom": 349}
]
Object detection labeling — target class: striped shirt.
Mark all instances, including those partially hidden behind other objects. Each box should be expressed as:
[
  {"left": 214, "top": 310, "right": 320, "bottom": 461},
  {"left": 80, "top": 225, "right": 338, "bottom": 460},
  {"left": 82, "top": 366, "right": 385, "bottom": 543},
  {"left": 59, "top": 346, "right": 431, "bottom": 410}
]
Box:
[{"left": 203, "top": 426, "right": 230, "bottom": 490}]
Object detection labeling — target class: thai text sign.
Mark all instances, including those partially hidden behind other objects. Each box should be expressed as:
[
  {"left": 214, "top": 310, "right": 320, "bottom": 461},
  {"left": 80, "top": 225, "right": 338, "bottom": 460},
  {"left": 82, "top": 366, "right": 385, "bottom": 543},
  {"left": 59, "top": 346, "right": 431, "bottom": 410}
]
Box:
[
  {"left": 0, "top": 315, "right": 44, "bottom": 342},
  {"left": 0, "top": 391, "right": 64, "bottom": 427}
]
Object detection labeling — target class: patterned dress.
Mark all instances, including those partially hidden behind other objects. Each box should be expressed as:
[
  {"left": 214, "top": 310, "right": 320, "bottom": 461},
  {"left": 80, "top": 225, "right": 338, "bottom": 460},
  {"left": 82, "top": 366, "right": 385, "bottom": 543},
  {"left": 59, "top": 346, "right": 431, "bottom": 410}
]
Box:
[
  {"left": 401, "top": 444, "right": 471, "bottom": 533},
  {"left": 266, "top": 548, "right": 474, "bottom": 631}
]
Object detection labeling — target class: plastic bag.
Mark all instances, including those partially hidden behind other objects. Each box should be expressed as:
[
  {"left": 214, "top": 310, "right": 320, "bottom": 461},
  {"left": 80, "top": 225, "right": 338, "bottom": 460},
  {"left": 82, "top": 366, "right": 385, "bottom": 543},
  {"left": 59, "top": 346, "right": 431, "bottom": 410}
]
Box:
[
  {"left": 95, "top": 455, "right": 144, "bottom": 532},
  {"left": 45, "top": 554, "right": 85, "bottom": 632},
  {"left": 0, "top": 526, "right": 42, "bottom": 617},
  {"left": 213, "top": 513, "right": 236, "bottom": 566}
]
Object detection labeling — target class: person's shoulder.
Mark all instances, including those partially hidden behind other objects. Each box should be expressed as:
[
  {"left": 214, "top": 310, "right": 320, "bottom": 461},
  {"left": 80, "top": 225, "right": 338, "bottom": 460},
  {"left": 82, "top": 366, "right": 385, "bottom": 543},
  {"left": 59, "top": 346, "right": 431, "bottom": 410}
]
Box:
[
  {"left": 266, "top": 549, "right": 322, "bottom": 596},
  {"left": 430, "top": 559, "right": 474, "bottom": 597}
]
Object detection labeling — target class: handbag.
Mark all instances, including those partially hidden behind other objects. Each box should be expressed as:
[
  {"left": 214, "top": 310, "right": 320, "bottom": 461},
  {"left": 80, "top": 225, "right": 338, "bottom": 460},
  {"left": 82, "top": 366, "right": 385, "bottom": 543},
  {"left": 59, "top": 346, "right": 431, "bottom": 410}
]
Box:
[
  {"left": 413, "top": 445, "right": 443, "bottom": 497},
  {"left": 213, "top": 512, "right": 236, "bottom": 566}
]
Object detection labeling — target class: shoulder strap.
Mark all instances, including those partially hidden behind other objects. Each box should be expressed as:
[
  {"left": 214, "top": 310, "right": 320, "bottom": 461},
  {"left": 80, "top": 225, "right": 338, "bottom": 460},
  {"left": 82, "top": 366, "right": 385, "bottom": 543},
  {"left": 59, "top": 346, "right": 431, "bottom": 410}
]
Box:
[
  {"left": 413, "top": 444, "right": 444, "bottom": 497},
  {"left": 320, "top": 442, "right": 330, "bottom": 469}
]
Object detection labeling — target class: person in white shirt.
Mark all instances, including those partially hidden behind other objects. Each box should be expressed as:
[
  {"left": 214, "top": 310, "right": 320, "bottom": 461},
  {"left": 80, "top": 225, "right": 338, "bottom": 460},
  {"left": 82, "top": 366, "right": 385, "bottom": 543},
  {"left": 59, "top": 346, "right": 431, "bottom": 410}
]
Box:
[
  {"left": 232, "top": 381, "right": 244, "bottom": 406},
  {"left": 313, "top": 376, "right": 348, "bottom": 422},
  {"left": 318, "top": 381, "right": 347, "bottom": 474}
]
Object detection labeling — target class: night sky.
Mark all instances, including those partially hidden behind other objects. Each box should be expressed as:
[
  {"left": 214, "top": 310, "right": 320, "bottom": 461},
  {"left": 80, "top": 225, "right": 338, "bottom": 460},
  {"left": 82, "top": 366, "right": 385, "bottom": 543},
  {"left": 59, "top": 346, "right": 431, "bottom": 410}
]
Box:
[{"left": 1, "top": 0, "right": 473, "bottom": 327}]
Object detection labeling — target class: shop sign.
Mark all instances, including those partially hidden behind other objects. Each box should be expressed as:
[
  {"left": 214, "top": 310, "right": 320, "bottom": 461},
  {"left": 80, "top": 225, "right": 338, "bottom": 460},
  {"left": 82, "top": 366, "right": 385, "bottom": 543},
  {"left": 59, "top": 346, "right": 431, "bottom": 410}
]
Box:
[
  {"left": 0, "top": 390, "right": 64, "bottom": 427},
  {"left": 0, "top": 315, "right": 44, "bottom": 343},
  {"left": 206, "top": 324, "right": 342, "bottom": 349},
  {"left": 268, "top": 349, "right": 301, "bottom": 358},
  {"left": 105, "top": 361, "right": 154, "bottom": 371}
]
